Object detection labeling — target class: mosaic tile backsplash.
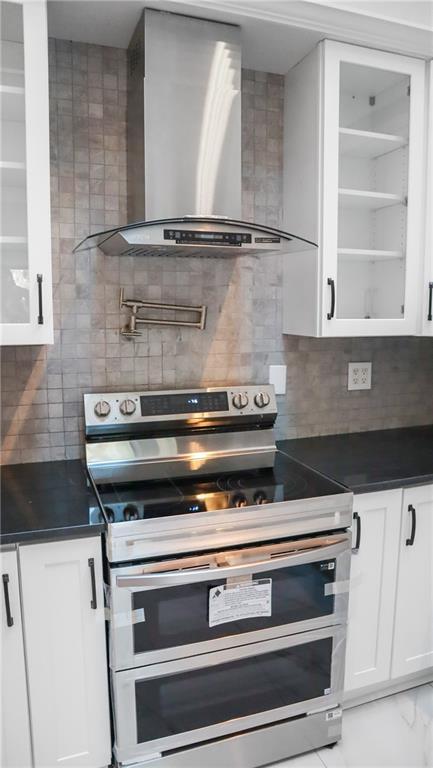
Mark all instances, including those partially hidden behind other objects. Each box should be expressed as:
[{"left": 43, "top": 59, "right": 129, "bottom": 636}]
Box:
[{"left": 1, "top": 40, "right": 432, "bottom": 464}]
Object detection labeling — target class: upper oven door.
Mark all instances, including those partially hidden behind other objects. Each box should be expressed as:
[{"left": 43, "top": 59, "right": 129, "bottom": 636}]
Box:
[{"left": 108, "top": 533, "right": 351, "bottom": 670}]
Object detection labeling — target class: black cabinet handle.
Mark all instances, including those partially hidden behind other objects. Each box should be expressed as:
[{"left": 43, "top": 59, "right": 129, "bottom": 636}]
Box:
[
  {"left": 88, "top": 558, "right": 97, "bottom": 609},
  {"left": 327, "top": 278, "right": 335, "bottom": 320},
  {"left": 37, "top": 274, "right": 44, "bottom": 325},
  {"left": 2, "top": 574, "right": 14, "bottom": 627},
  {"left": 428, "top": 282, "right": 433, "bottom": 322},
  {"left": 406, "top": 504, "right": 416, "bottom": 546},
  {"left": 352, "top": 512, "right": 361, "bottom": 553}
]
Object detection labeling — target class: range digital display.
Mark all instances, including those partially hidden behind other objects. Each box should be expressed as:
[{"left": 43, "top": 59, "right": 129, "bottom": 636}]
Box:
[{"left": 140, "top": 392, "right": 229, "bottom": 417}]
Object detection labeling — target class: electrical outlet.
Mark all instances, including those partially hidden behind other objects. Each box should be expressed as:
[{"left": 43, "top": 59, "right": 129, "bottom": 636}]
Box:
[
  {"left": 348, "top": 362, "right": 372, "bottom": 391},
  {"left": 269, "top": 365, "right": 286, "bottom": 395}
]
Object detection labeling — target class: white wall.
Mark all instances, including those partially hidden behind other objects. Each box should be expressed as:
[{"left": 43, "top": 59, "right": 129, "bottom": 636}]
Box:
[{"left": 306, "top": 1, "right": 433, "bottom": 30}]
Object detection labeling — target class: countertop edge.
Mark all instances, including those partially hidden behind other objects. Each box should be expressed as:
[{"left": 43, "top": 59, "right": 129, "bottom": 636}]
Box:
[
  {"left": 0, "top": 523, "right": 105, "bottom": 547},
  {"left": 349, "top": 474, "right": 433, "bottom": 494}
]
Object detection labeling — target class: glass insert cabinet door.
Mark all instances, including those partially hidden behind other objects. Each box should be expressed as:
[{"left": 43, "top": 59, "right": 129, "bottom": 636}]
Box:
[
  {"left": 112, "top": 626, "right": 345, "bottom": 763},
  {"left": 109, "top": 536, "right": 350, "bottom": 670},
  {"left": 321, "top": 41, "right": 425, "bottom": 336},
  {"left": 0, "top": 1, "right": 52, "bottom": 345}
]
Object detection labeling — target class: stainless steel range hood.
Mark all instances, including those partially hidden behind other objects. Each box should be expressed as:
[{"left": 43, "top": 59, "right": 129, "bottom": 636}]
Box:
[
  {"left": 74, "top": 216, "right": 315, "bottom": 256},
  {"left": 74, "top": 9, "right": 316, "bottom": 257}
]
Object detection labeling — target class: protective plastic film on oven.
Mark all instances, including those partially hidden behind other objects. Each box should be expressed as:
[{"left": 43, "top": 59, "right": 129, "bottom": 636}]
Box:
[
  {"left": 108, "top": 535, "right": 351, "bottom": 670},
  {"left": 112, "top": 625, "right": 347, "bottom": 764}
]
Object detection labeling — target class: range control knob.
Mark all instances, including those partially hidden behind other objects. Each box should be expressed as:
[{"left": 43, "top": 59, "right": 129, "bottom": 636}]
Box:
[
  {"left": 253, "top": 490, "right": 268, "bottom": 505},
  {"left": 232, "top": 392, "right": 249, "bottom": 410},
  {"left": 124, "top": 504, "right": 139, "bottom": 521},
  {"left": 119, "top": 398, "right": 136, "bottom": 416},
  {"left": 232, "top": 493, "right": 247, "bottom": 508},
  {"left": 94, "top": 400, "right": 111, "bottom": 418},
  {"left": 254, "top": 391, "right": 271, "bottom": 409}
]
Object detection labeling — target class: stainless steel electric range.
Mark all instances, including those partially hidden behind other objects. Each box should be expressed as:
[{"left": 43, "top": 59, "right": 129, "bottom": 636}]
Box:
[{"left": 84, "top": 385, "right": 353, "bottom": 768}]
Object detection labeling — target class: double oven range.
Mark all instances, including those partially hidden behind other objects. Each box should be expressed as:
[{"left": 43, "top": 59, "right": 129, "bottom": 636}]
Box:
[{"left": 85, "top": 385, "right": 353, "bottom": 768}]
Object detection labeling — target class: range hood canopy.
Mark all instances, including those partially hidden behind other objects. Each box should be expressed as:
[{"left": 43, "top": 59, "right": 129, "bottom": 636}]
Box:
[
  {"left": 73, "top": 216, "right": 316, "bottom": 256},
  {"left": 74, "top": 10, "right": 317, "bottom": 257}
]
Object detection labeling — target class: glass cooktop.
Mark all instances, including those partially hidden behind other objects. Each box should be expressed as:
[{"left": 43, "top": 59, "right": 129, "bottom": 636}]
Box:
[{"left": 89, "top": 450, "right": 349, "bottom": 525}]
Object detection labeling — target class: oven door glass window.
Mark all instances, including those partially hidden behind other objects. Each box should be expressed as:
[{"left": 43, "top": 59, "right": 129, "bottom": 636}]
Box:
[
  {"left": 131, "top": 559, "right": 337, "bottom": 655},
  {"left": 135, "top": 636, "right": 332, "bottom": 744}
]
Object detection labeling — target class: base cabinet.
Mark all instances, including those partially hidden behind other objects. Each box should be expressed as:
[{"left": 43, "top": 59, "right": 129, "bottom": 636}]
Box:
[
  {"left": 344, "top": 489, "right": 402, "bottom": 691},
  {"left": 391, "top": 484, "right": 433, "bottom": 677},
  {"left": 0, "top": 549, "right": 32, "bottom": 768},
  {"left": 345, "top": 484, "right": 433, "bottom": 698},
  {"left": 19, "top": 537, "right": 110, "bottom": 768}
]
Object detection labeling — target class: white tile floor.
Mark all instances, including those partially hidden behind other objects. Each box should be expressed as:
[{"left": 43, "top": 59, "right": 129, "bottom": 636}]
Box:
[{"left": 272, "top": 684, "right": 433, "bottom": 768}]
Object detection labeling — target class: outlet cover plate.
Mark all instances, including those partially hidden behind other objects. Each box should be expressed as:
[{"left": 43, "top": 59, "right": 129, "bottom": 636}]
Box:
[
  {"left": 348, "top": 362, "right": 372, "bottom": 391},
  {"left": 269, "top": 365, "right": 286, "bottom": 395}
]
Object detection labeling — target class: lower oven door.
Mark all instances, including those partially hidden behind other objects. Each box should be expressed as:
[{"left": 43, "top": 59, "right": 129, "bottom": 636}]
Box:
[
  {"left": 109, "top": 533, "right": 350, "bottom": 670},
  {"left": 112, "top": 625, "right": 346, "bottom": 765}
]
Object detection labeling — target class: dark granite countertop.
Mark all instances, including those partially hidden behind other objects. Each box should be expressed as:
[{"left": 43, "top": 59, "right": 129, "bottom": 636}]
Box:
[
  {"left": 1, "top": 460, "right": 104, "bottom": 545},
  {"left": 2, "top": 425, "right": 432, "bottom": 544},
  {"left": 278, "top": 425, "right": 433, "bottom": 494}
]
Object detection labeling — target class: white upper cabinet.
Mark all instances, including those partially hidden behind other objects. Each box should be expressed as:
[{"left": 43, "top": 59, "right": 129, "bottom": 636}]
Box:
[
  {"left": 0, "top": 1, "right": 53, "bottom": 345},
  {"left": 283, "top": 40, "right": 426, "bottom": 337},
  {"left": 421, "top": 61, "right": 433, "bottom": 336}
]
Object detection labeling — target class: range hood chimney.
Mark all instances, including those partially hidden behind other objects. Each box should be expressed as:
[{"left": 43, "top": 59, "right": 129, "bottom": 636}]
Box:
[
  {"left": 128, "top": 9, "right": 241, "bottom": 222},
  {"left": 74, "top": 9, "right": 316, "bottom": 257}
]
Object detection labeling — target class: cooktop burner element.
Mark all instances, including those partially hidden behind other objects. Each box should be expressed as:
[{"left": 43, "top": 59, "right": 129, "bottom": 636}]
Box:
[{"left": 84, "top": 385, "right": 352, "bottom": 561}]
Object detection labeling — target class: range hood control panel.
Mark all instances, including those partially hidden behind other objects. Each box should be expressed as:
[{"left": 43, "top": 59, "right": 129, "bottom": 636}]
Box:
[{"left": 163, "top": 229, "right": 252, "bottom": 246}]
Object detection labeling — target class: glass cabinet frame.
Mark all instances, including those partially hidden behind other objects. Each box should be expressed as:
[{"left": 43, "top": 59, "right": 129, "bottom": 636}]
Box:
[
  {"left": 0, "top": 0, "right": 52, "bottom": 345},
  {"left": 282, "top": 39, "right": 426, "bottom": 338},
  {"left": 321, "top": 41, "right": 426, "bottom": 337},
  {"left": 421, "top": 61, "right": 433, "bottom": 337}
]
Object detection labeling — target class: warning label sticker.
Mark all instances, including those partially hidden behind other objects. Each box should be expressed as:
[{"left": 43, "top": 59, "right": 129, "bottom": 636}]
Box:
[{"left": 208, "top": 579, "right": 272, "bottom": 627}]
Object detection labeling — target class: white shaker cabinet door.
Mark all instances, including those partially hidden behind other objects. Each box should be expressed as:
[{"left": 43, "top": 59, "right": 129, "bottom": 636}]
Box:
[
  {"left": 0, "top": 549, "right": 33, "bottom": 768},
  {"left": 19, "top": 536, "right": 111, "bottom": 768},
  {"left": 392, "top": 484, "right": 433, "bottom": 678},
  {"left": 344, "top": 489, "right": 402, "bottom": 691}
]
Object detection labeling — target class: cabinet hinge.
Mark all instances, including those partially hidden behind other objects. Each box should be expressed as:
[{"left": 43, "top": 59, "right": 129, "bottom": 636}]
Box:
[{"left": 407, "top": 85, "right": 411, "bottom": 97}]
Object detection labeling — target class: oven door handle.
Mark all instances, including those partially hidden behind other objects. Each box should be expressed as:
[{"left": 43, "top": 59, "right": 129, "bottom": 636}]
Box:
[{"left": 115, "top": 539, "right": 348, "bottom": 587}]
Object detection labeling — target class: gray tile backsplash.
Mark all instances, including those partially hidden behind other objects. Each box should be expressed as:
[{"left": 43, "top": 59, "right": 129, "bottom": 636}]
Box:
[{"left": 1, "top": 42, "right": 432, "bottom": 464}]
